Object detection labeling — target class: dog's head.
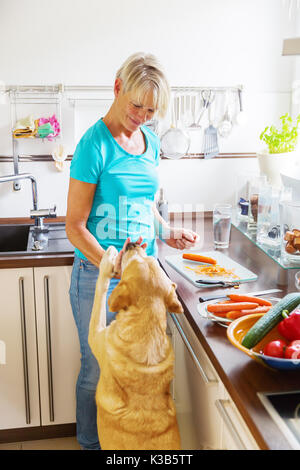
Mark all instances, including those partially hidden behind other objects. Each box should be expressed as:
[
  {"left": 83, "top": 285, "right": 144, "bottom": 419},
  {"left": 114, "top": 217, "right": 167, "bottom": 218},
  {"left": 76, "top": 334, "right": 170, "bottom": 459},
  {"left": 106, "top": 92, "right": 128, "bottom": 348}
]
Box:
[{"left": 108, "top": 243, "right": 183, "bottom": 315}]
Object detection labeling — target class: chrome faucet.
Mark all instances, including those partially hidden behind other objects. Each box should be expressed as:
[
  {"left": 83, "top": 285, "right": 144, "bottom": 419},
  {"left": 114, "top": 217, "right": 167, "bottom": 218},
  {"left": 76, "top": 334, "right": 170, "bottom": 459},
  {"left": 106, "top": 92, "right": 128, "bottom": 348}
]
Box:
[{"left": 0, "top": 172, "right": 56, "bottom": 232}]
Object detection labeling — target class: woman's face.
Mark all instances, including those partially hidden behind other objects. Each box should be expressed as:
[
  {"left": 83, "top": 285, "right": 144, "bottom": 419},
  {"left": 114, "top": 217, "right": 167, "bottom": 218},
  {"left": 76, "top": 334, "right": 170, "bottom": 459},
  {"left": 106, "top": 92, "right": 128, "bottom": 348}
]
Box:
[{"left": 115, "top": 79, "right": 156, "bottom": 132}]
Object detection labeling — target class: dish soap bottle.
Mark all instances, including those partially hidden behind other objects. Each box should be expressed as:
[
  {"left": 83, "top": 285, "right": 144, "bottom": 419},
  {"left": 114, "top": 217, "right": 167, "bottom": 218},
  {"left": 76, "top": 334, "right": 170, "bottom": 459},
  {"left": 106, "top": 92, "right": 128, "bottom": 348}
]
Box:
[{"left": 157, "top": 188, "right": 168, "bottom": 223}]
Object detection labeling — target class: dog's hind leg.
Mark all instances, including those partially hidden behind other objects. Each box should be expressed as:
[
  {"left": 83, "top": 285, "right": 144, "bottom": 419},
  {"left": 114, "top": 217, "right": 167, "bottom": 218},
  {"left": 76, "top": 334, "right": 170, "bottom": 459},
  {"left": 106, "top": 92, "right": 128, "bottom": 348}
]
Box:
[{"left": 88, "top": 246, "right": 118, "bottom": 346}]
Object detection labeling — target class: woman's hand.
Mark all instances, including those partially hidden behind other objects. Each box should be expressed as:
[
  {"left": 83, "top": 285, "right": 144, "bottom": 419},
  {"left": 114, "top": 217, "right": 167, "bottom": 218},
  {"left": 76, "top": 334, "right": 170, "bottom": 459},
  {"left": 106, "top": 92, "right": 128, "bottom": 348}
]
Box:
[
  {"left": 165, "top": 227, "right": 200, "bottom": 250},
  {"left": 113, "top": 236, "right": 148, "bottom": 278}
]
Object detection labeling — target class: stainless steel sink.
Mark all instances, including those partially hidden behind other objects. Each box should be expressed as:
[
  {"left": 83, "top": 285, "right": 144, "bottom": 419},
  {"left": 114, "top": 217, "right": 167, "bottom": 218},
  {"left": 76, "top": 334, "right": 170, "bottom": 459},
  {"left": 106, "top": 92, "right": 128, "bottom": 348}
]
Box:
[
  {"left": 0, "top": 224, "right": 30, "bottom": 253},
  {"left": 0, "top": 223, "right": 74, "bottom": 256}
]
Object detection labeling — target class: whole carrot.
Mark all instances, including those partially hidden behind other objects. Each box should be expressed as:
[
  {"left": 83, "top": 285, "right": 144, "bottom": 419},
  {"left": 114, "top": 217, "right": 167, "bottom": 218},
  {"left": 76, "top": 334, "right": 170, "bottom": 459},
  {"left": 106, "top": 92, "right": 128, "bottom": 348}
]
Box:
[
  {"left": 182, "top": 253, "right": 217, "bottom": 265},
  {"left": 207, "top": 302, "right": 259, "bottom": 313},
  {"left": 228, "top": 294, "right": 272, "bottom": 306},
  {"left": 226, "top": 311, "right": 246, "bottom": 320},
  {"left": 226, "top": 306, "right": 271, "bottom": 319},
  {"left": 209, "top": 312, "right": 228, "bottom": 318}
]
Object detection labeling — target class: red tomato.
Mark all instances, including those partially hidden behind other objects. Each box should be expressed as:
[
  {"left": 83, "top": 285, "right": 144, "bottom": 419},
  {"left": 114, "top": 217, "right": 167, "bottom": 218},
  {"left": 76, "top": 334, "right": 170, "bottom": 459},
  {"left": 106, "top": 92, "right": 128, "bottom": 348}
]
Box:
[
  {"left": 284, "top": 340, "right": 300, "bottom": 359},
  {"left": 263, "top": 339, "right": 287, "bottom": 358}
]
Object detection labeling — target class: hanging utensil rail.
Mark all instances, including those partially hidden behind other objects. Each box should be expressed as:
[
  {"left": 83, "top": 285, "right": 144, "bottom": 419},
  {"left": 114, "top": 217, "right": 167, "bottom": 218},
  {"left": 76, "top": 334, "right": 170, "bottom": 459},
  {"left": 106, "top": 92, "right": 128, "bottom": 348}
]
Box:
[{"left": 2, "top": 83, "right": 243, "bottom": 95}]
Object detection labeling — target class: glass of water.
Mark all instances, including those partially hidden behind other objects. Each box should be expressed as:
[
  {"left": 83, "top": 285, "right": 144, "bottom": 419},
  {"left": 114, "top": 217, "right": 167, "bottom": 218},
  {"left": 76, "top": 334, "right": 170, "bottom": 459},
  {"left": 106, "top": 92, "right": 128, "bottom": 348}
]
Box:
[{"left": 213, "top": 203, "right": 232, "bottom": 249}]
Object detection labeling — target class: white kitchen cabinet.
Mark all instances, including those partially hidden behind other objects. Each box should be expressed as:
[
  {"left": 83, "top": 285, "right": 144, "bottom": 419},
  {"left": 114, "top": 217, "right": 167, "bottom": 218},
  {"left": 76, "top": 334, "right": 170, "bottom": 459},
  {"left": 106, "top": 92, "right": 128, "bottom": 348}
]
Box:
[
  {"left": 168, "top": 313, "right": 224, "bottom": 450},
  {"left": 217, "top": 389, "right": 259, "bottom": 450},
  {"left": 34, "top": 266, "right": 81, "bottom": 426},
  {"left": 0, "top": 265, "right": 80, "bottom": 431},
  {"left": 0, "top": 268, "right": 40, "bottom": 429},
  {"left": 168, "top": 312, "right": 260, "bottom": 451}
]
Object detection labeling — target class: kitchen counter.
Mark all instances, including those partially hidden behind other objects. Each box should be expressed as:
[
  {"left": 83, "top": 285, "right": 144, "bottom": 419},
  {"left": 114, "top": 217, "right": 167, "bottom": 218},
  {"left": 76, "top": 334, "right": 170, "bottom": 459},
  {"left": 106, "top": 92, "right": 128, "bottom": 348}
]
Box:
[
  {"left": 158, "top": 214, "right": 300, "bottom": 450},
  {"left": 1, "top": 215, "right": 299, "bottom": 449},
  {"left": 0, "top": 219, "right": 74, "bottom": 268},
  {"left": 0, "top": 252, "right": 74, "bottom": 269}
]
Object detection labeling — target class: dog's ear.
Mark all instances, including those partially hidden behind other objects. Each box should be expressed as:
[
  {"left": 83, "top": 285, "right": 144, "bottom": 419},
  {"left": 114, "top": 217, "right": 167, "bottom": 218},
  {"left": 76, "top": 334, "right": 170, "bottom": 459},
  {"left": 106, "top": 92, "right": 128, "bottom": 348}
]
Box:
[
  {"left": 166, "top": 282, "right": 184, "bottom": 314},
  {"left": 108, "top": 281, "right": 131, "bottom": 312}
]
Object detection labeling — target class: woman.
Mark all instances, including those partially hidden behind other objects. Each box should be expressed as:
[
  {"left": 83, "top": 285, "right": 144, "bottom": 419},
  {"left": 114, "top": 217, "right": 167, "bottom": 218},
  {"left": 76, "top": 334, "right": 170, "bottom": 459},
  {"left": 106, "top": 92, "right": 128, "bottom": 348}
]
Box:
[{"left": 66, "top": 52, "right": 199, "bottom": 450}]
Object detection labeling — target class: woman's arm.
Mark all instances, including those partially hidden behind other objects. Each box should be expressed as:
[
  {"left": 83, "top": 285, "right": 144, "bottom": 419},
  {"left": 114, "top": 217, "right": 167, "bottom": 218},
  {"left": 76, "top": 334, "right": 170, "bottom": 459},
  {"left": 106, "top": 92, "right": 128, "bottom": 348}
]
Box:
[{"left": 65, "top": 177, "right": 105, "bottom": 267}]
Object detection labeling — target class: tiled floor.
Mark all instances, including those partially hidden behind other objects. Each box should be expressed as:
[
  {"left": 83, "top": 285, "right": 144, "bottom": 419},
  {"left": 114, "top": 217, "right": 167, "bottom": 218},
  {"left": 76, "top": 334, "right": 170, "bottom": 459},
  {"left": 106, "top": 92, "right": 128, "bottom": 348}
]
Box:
[{"left": 0, "top": 436, "right": 81, "bottom": 450}]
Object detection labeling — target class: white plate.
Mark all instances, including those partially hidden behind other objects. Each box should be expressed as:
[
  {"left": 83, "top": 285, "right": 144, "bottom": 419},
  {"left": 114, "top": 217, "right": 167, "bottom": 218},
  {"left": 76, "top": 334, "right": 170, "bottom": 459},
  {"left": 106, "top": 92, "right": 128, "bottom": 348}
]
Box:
[
  {"left": 197, "top": 296, "right": 278, "bottom": 328},
  {"left": 197, "top": 301, "right": 232, "bottom": 327}
]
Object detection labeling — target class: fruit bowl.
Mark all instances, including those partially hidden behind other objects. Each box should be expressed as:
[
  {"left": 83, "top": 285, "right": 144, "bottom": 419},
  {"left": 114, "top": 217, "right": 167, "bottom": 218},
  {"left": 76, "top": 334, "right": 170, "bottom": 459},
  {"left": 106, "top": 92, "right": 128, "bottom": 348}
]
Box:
[{"left": 227, "top": 313, "right": 300, "bottom": 370}]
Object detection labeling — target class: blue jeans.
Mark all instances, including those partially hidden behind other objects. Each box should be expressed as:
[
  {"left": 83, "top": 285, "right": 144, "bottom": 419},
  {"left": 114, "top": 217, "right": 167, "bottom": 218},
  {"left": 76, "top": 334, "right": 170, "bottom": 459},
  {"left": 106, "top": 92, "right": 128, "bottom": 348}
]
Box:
[{"left": 69, "top": 255, "right": 120, "bottom": 450}]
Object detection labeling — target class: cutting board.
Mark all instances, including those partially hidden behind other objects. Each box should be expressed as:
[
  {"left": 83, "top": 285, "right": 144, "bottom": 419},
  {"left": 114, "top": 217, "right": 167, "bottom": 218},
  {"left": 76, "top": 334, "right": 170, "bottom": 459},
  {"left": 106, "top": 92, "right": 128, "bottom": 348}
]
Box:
[{"left": 165, "top": 251, "right": 257, "bottom": 288}]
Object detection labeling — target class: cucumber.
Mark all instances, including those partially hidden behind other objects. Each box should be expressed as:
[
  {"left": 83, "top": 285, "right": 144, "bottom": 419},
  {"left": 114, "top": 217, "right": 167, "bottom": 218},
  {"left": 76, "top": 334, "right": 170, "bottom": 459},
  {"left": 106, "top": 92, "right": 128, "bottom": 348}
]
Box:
[{"left": 241, "top": 292, "right": 300, "bottom": 349}]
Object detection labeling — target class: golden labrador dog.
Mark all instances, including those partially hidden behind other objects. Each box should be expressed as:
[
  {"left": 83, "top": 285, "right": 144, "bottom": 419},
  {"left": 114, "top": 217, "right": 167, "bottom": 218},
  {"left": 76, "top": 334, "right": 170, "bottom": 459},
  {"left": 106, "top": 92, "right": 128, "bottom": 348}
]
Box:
[{"left": 88, "top": 242, "right": 183, "bottom": 450}]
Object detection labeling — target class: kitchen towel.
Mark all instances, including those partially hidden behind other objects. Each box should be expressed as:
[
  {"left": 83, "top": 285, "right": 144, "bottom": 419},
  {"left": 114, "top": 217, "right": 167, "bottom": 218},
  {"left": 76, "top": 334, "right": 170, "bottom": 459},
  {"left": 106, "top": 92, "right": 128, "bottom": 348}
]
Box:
[{"left": 52, "top": 144, "right": 67, "bottom": 171}]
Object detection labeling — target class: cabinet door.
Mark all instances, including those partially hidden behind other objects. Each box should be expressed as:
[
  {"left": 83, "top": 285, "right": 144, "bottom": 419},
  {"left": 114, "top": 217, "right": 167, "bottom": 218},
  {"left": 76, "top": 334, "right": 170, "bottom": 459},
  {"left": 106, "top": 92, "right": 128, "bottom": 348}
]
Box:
[
  {"left": 34, "top": 266, "right": 81, "bottom": 426},
  {"left": 0, "top": 268, "right": 40, "bottom": 429},
  {"left": 168, "top": 313, "right": 224, "bottom": 450},
  {"left": 217, "top": 389, "right": 259, "bottom": 450}
]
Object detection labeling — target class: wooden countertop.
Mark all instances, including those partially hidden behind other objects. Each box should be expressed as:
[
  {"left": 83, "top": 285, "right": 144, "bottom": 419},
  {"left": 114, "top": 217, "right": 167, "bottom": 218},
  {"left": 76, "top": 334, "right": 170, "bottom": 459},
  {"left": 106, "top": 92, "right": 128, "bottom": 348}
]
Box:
[
  {"left": 158, "top": 216, "right": 300, "bottom": 450},
  {"left": 0, "top": 252, "right": 74, "bottom": 269}
]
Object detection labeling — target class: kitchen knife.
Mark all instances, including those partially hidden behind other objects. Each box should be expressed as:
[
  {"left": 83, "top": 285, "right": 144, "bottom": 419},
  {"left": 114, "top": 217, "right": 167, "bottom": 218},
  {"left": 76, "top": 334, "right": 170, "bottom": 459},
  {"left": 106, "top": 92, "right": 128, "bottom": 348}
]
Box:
[
  {"left": 199, "top": 288, "right": 282, "bottom": 303},
  {"left": 195, "top": 279, "right": 240, "bottom": 288}
]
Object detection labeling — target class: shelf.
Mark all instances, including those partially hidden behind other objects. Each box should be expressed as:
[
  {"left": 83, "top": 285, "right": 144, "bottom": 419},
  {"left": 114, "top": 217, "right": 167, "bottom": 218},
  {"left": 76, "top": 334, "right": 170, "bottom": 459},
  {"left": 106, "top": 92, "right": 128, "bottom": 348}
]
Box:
[
  {"left": 232, "top": 220, "right": 300, "bottom": 270},
  {"left": 9, "top": 88, "right": 62, "bottom": 141},
  {"left": 12, "top": 136, "right": 61, "bottom": 141}
]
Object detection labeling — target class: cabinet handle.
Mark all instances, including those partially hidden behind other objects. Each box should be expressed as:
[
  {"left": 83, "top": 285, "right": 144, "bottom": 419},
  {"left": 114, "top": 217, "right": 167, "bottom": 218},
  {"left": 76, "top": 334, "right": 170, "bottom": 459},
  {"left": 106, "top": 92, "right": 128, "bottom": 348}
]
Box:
[
  {"left": 44, "top": 276, "right": 55, "bottom": 422},
  {"left": 19, "top": 277, "right": 31, "bottom": 425},
  {"left": 215, "top": 399, "right": 247, "bottom": 450},
  {"left": 170, "top": 313, "right": 218, "bottom": 385}
]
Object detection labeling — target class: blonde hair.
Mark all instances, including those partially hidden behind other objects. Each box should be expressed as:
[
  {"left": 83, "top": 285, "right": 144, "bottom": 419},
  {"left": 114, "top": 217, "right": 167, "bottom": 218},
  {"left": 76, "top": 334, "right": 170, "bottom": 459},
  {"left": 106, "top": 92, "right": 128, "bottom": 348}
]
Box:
[{"left": 116, "top": 52, "right": 170, "bottom": 119}]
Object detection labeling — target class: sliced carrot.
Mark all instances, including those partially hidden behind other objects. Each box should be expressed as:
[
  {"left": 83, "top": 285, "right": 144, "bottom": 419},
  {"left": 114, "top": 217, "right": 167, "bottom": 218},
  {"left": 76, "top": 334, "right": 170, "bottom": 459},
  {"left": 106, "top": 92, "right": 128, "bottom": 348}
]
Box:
[
  {"left": 183, "top": 253, "right": 217, "bottom": 265},
  {"left": 228, "top": 294, "right": 272, "bottom": 306},
  {"left": 207, "top": 302, "right": 259, "bottom": 313},
  {"left": 186, "top": 264, "right": 238, "bottom": 278}
]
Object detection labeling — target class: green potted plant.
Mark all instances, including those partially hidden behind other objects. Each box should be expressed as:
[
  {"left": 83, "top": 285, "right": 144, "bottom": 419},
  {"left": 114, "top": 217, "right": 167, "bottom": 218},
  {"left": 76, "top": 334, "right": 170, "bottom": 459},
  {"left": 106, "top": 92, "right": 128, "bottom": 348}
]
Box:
[{"left": 257, "top": 113, "right": 300, "bottom": 187}]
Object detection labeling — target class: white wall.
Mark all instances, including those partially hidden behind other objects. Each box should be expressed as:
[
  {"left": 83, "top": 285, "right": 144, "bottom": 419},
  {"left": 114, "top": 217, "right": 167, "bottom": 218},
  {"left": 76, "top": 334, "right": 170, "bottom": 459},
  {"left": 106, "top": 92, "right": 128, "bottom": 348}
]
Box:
[
  {"left": 0, "top": 0, "right": 298, "bottom": 216},
  {"left": 0, "top": 0, "right": 295, "bottom": 89}
]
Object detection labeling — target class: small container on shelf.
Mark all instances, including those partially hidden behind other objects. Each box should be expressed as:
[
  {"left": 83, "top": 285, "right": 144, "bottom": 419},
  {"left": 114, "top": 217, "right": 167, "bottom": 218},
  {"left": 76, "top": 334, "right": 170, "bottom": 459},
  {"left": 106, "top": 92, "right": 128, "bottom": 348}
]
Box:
[
  {"left": 246, "top": 175, "right": 267, "bottom": 236},
  {"left": 256, "top": 185, "right": 282, "bottom": 250},
  {"left": 233, "top": 171, "right": 258, "bottom": 229},
  {"left": 257, "top": 185, "right": 292, "bottom": 251}
]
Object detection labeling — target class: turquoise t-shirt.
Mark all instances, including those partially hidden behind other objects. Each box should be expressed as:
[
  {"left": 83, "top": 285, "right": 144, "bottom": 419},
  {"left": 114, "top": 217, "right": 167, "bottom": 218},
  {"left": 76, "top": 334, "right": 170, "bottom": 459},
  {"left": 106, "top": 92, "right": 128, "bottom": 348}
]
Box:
[{"left": 70, "top": 119, "right": 160, "bottom": 259}]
